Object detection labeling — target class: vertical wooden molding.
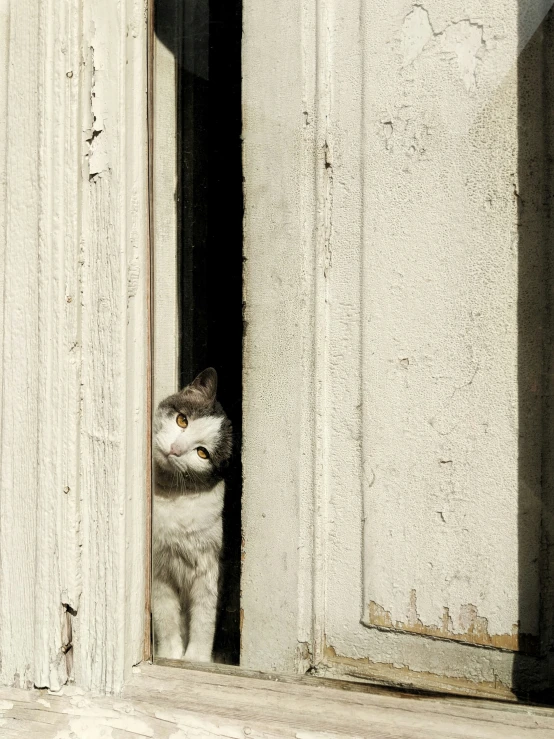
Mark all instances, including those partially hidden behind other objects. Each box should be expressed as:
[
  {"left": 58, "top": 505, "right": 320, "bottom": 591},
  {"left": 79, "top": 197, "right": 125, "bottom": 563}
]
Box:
[
  {"left": 311, "top": 0, "right": 333, "bottom": 670},
  {"left": 33, "top": 0, "right": 82, "bottom": 691},
  {"left": 123, "top": 0, "right": 150, "bottom": 683},
  {"left": 151, "top": 1, "right": 180, "bottom": 408},
  {"left": 241, "top": 0, "right": 319, "bottom": 673},
  {"left": 295, "top": 0, "right": 317, "bottom": 673},
  {"left": 0, "top": 0, "right": 8, "bottom": 402},
  {"left": 0, "top": 0, "right": 42, "bottom": 688},
  {"left": 144, "top": 0, "right": 154, "bottom": 666},
  {"left": 0, "top": 0, "right": 148, "bottom": 692},
  {"left": 75, "top": 0, "right": 148, "bottom": 693}
]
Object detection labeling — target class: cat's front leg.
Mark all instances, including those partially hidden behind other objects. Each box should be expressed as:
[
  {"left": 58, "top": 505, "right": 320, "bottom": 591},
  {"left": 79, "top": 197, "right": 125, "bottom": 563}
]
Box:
[
  {"left": 184, "top": 559, "right": 219, "bottom": 663},
  {"left": 152, "top": 578, "right": 184, "bottom": 660}
]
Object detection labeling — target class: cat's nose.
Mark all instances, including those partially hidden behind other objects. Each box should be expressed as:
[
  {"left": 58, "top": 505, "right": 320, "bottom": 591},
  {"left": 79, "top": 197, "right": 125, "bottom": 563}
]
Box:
[{"left": 169, "top": 443, "right": 183, "bottom": 457}]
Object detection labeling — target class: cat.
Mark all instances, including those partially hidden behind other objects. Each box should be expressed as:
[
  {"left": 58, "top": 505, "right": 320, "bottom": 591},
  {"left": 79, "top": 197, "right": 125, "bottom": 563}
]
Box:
[{"left": 152, "top": 367, "right": 232, "bottom": 662}]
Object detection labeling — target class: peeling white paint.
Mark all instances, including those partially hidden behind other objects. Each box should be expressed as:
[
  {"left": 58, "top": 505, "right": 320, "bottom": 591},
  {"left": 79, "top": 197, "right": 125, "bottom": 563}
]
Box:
[
  {"left": 55, "top": 718, "right": 115, "bottom": 739},
  {"left": 440, "top": 20, "right": 486, "bottom": 92},
  {"left": 86, "top": 42, "right": 110, "bottom": 179},
  {"left": 401, "top": 5, "right": 486, "bottom": 91},
  {"left": 0, "top": 0, "right": 148, "bottom": 693},
  {"left": 401, "top": 5, "right": 433, "bottom": 66}
]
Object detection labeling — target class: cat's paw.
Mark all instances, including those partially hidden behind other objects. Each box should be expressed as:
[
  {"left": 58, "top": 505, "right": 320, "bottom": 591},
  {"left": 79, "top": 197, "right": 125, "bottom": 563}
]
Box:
[
  {"left": 184, "top": 645, "right": 212, "bottom": 663},
  {"left": 156, "top": 642, "right": 185, "bottom": 661}
]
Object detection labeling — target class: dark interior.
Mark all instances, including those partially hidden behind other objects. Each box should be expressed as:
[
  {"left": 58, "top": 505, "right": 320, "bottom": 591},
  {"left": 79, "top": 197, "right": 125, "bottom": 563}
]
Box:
[
  {"left": 155, "top": 0, "right": 243, "bottom": 665},
  {"left": 514, "top": 4, "right": 554, "bottom": 701}
]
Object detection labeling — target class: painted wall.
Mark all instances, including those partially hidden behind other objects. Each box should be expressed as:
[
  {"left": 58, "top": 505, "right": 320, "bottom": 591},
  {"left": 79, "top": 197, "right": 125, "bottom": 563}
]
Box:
[
  {"left": 357, "top": 0, "right": 547, "bottom": 652},
  {"left": 242, "top": 0, "right": 554, "bottom": 692},
  {"left": 0, "top": 0, "right": 149, "bottom": 692}
]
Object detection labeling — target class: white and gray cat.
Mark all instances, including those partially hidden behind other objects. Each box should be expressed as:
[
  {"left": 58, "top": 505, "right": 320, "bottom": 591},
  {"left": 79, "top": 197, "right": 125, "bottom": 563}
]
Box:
[{"left": 152, "top": 368, "right": 232, "bottom": 662}]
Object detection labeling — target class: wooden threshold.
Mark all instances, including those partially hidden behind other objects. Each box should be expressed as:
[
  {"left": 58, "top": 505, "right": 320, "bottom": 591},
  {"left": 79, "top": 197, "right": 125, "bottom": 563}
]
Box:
[
  {"left": 2, "top": 663, "right": 554, "bottom": 737},
  {"left": 154, "top": 655, "right": 539, "bottom": 705}
]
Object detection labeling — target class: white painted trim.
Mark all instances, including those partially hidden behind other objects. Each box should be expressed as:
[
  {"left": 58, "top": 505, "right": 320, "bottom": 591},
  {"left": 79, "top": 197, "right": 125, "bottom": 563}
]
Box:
[
  {"left": 0, "top": 0, "right": 149, "bottom": 692},
  {"left": 152, "top": 24, "right": 179, "bottom": 406}
]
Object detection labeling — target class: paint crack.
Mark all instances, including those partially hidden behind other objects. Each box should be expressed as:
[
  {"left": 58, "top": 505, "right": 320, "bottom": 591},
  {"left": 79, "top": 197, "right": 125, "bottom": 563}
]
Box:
[{"left": 401, "top": 4, "right": 487, "bottom": 92}]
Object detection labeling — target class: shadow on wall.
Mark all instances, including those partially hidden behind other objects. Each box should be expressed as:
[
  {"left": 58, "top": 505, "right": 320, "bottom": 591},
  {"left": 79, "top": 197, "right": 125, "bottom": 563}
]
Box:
[
  {"left": 516, "top": 2, "right": 554, "bottom": 701},
  {"left": 154, "top": 0, "right": 243, "bottom": 665}
]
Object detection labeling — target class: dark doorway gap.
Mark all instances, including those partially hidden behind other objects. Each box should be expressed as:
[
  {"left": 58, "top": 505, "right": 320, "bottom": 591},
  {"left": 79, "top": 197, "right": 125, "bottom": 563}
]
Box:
[
  {"left": 155, "top": 0, "right": 243, "bottom": 665},
  {"left": 515, "top": 4, "right": 554, "bottom": 702}
]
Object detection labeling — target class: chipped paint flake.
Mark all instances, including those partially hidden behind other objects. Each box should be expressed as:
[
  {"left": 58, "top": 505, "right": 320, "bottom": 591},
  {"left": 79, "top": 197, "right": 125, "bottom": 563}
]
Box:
[
  {"left": 440, "top": 21, "right": 485, "bottom": 92},
  {"left": 401, "top": 5, "right": 486, "bottom": 91},
  {"left": 127, "top": 260, "right": 140, "bottom": 299},
  {"left": 86, "top": 46, "right": 110, "bottom": 180},
  {"left": 365, "top": 590, "right": 538, "bottom": 652},
  {"left": 324, "top": 643, "right": 514, "bottom": 699},
  {"left": 401, "top": 5, "right": 433, "bottom": 66}
]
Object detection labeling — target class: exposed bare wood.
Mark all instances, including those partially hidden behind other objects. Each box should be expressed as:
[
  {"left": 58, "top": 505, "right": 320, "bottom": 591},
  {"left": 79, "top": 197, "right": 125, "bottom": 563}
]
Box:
[
  {"left": 154, "top": 656, "right": 515, "bottom": 702},
  {"left": 366, "top": 596, "right": 536, "bottom": 653},
  {"left": 322, "top": 646, "right": 516, "bottom": 702}
]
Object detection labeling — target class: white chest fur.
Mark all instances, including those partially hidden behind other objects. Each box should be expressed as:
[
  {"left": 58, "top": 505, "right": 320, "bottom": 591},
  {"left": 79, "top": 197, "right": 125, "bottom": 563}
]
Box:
[
  {"left": 152, "top": 480, "right": 225, "bottom": 661},
  {"left": 153, "top": 481, "right": 224, "bottom": 558}
]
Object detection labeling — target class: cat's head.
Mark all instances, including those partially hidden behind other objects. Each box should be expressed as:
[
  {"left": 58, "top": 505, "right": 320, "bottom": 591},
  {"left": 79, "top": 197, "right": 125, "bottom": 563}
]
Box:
[{"left": 153, "top": 368, "right": 233, "bottom": 489}]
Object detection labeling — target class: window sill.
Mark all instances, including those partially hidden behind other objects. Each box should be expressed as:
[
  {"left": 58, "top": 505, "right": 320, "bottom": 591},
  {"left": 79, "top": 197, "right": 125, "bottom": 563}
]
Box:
[{"left": 1, "top": 662, "right": 554, "bottom": 737}]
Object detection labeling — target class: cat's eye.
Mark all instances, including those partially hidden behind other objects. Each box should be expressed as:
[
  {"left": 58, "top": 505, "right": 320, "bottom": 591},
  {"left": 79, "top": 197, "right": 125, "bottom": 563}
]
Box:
[
  {"left": 176, "top": 414, "right": 188, "bottom": 429},
  {"left": 196, "top": 447, "right": 209, "bottom": 460}
]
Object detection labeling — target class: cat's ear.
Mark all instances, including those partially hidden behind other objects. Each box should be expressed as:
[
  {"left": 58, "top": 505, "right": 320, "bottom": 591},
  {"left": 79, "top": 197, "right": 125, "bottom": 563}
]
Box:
[{"left": 189, "top": 367, "right": 218, "bottom": 404}]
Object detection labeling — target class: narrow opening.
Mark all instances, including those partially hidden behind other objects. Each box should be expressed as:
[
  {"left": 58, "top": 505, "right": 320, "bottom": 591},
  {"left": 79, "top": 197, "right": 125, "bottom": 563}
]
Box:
[{"left": 151, "top": 0, "right": 242, "bottom": 665}]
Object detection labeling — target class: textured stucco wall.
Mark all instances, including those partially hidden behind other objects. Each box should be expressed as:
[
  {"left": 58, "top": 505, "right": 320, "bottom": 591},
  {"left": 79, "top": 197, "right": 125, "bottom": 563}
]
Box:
[
  {"left": 243, "top": 0, "right": 553, "bottom": 691},
  {"left": 360, "top": 0, "right": 527, "bottom": 643}
]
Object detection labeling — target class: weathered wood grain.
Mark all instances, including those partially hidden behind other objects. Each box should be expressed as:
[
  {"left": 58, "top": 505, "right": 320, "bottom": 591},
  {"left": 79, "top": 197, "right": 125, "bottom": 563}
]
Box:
[
  {"left": 75, "top": 0, "right": 149, "bottom": 693},
  {"left": 1, "top": 664, "right": 554, "bottom": 738},
  {"left": 0, "top": 0, "right": 149, "bottom": 692}
]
